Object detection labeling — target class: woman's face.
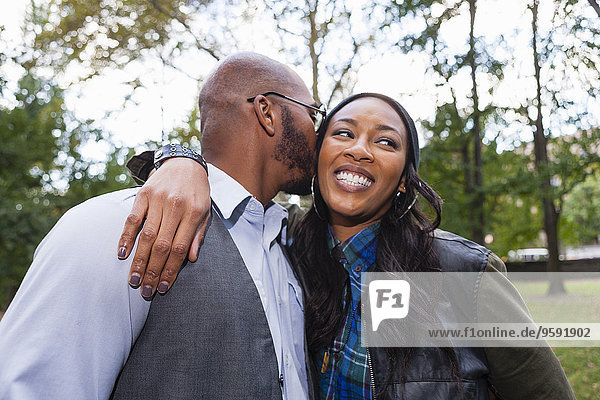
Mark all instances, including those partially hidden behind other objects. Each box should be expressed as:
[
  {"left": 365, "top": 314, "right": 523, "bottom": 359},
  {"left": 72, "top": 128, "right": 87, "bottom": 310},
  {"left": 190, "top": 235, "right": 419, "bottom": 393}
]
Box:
[{"left": 318, "top": 97, "right": 408, "bottom": 229}]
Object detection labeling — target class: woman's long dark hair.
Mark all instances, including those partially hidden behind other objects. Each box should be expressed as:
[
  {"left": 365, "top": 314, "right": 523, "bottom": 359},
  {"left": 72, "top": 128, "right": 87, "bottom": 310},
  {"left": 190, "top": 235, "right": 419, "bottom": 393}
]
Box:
[{"left": 291, "top": 93, "right": 461, "bottom": 396}]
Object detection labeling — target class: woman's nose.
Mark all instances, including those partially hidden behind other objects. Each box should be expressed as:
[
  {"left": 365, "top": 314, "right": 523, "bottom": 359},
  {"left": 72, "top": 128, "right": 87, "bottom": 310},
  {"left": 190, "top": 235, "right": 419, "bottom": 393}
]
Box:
[{"left": 343, "top": 137, "right": 373, "bottom": 162}]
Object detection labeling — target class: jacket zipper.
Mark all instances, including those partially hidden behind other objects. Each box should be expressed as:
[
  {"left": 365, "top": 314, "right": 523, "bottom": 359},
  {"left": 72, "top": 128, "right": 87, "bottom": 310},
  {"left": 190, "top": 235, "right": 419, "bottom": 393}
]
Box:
[
  {"left": 366, "top": 346, "right": 377, "bottom": 400},
  {"left": 362, "top": 302, "right": 377, "bottom": 399}
]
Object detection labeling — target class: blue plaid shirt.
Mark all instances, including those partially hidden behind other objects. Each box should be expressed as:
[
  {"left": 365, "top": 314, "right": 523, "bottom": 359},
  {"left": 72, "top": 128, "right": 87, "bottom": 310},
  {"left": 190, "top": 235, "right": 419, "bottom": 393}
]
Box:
[{"left": 317, "top": 223, "right": 380, "bottom": 400}]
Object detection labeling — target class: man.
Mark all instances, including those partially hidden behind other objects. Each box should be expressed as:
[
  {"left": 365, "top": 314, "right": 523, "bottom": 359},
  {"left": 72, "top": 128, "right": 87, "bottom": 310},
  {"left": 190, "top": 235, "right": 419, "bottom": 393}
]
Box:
[{"left": 0, "top": 52, "right": 323, "bottom": 399}]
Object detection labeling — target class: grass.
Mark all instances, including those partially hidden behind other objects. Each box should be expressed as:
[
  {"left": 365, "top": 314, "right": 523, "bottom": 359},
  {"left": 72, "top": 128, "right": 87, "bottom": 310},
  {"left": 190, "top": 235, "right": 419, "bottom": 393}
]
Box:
[
  {"left": 513, "top": 278, "right": 600, "bottom": 399},
  {"left": 554, "top": 347, "right": 600, "bottom": 400}
]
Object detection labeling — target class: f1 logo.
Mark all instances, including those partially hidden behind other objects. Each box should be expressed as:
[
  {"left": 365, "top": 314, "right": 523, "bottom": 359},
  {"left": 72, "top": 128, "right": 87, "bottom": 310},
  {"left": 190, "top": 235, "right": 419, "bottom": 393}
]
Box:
[{"left": 369, "top": 280, "right": 410, "bottom": 331}]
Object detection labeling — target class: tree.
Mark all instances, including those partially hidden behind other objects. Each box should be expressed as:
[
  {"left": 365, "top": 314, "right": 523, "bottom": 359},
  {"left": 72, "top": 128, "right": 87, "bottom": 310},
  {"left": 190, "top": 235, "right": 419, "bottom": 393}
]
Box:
[
  {"left": 531, "top": 0, "right": 563, "bottom": 293},
  {"left": 466, "top": 0, "right": 485, "bottom": 245},
  {"left": 528, "top": 0, "right": 600, "bottom": 294},
  {"left": 0, "top": 71, "right": 133, "bottom": 308},
  {"left": 419, "top": 120, "right": 544, "bottom": 257},
  {"left": 0, "top": 72, "right": 63, "bottom": 308},
  {"left": 587, "top": 0, "right": 600, "bottom": 17},
  {"left": 386, "top": 0, "right": 507, "bottom": 244},
  {"left": 31, "top": 0, "right": 226, "bottom": 82},
  {"left": 264, "top": 0, "right": 377, "bottom": 106}
]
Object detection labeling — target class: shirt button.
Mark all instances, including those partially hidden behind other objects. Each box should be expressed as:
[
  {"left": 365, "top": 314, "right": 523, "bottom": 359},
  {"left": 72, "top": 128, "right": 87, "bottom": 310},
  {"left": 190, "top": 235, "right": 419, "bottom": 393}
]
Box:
[
  {"left": 332, "top": 247, "right": 345, "bottom": 261},
  {"left": 355, "top": 265, "right": 362, "bottom": 272},
  {"left": 248, "top": 202, "right": 256, "bottom": 211},
  {"left": 333, "top": 352, "right": 341, "bottom": 361}
]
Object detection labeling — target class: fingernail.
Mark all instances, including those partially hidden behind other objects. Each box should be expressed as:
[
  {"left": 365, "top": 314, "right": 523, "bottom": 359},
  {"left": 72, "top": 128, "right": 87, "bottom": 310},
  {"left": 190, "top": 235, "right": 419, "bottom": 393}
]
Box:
[
  {"left": 118, "top": 246, "right": 127, "bottom": 259},
  {"left": 129, "top": 273, "right": 141, "bottom": 287},
  {"left": 142, "top": 286, "right": 153, "bottom": 298},
  {"left": 157, "top": 281, "right": 169, "bottom": 294}
]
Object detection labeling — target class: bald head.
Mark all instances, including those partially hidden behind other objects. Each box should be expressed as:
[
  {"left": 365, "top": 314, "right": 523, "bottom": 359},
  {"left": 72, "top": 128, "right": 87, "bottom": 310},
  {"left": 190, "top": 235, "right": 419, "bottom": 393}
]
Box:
[
  {"left": 196, "top": 52, "right": 316, "bottom": 203},
  {"left": 198, "top": 52, "right": 308, "bottom": 150}
]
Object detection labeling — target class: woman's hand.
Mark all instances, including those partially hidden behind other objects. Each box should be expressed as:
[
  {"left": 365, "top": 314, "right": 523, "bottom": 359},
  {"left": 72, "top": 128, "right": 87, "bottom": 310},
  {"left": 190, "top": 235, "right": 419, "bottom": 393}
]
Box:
[{"left": 117, "top": 158, "right": 211, "bottom": 298}]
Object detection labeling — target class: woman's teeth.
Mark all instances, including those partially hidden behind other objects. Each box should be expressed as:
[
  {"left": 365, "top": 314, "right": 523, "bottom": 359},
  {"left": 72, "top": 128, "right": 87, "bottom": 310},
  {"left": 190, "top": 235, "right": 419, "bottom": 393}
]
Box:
[{"left": 336, "top": 171, "right": 373, "bottom": 187}]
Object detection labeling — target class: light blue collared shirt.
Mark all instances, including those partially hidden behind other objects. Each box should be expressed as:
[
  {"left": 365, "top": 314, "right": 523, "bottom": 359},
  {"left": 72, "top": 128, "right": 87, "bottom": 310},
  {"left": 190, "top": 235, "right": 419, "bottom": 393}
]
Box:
[{"left": 0, "top": 164, "right": 308, "bottom": 400}]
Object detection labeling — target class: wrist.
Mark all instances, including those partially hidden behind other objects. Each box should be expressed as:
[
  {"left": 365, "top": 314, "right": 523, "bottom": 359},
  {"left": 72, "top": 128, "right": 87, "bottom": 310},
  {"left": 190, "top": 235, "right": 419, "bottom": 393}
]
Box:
[{"left": 154, "top": 144, "right": 208, "bottom": 176}]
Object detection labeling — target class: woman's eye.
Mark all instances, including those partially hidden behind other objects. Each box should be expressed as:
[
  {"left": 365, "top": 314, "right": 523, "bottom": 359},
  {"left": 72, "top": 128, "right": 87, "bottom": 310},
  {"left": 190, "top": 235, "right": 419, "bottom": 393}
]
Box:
[
  {"left": 333, "top": 130, "right": 353, "bottom": 138},
  {"left": 377, "top": 138, "right": 398, "bottom": 148}
]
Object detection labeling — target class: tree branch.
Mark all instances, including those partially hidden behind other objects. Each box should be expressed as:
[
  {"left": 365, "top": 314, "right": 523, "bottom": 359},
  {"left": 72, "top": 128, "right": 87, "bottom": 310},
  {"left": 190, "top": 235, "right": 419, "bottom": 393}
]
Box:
[
  {"left": 326, "top": 41, "right": 359, "bottom": 106},
  {"left": 159, "top": 53, "right": 202, "bottom": 82},
  {"left": 148, "top": 0, "right": 220, "bottom": 61},
  {"left": 588, "top": 0, "right": 600, "bottom": 17}
]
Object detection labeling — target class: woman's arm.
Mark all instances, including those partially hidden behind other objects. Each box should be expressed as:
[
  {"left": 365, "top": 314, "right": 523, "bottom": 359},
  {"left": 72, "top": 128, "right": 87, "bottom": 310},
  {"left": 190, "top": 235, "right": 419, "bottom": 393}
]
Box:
[{"left": 117, "top": 152, "right": 211, "bottom": 298}]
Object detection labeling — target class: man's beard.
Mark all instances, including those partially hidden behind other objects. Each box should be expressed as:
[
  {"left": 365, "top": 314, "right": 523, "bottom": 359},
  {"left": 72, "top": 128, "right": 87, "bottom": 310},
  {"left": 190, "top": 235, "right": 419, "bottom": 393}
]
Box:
[{"left": 274, "top": 105, "right": 315, "bottom": 195}]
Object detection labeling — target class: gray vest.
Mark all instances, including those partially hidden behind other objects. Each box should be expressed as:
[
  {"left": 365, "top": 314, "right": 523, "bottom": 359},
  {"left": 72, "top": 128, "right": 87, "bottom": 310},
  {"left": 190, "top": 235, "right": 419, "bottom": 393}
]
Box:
[{"left": 111, "top": 212, "right": 283, "bottom": 400}]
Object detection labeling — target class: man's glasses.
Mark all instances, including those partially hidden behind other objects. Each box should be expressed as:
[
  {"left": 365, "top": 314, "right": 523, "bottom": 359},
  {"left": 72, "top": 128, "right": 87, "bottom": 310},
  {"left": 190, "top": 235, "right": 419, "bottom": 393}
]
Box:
[{"left": 247, "top": 91, "right": 327, "bottom": 132}]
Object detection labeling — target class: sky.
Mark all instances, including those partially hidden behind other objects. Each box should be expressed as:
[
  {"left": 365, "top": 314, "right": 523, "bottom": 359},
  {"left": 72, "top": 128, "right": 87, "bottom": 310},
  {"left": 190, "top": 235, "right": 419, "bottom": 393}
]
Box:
[{"left": 1, "top": 1, "right": 598, "bottom": 161}]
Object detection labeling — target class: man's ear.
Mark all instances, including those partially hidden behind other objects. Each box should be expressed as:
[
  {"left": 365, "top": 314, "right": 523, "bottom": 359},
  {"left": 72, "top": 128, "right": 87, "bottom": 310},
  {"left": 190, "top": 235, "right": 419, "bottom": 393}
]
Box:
[
  {"left": 397, "top": 175, "right": 406, "bottom": 193},
  {"left": 252, "top": 95, "right": 276, "bottom": 137}
]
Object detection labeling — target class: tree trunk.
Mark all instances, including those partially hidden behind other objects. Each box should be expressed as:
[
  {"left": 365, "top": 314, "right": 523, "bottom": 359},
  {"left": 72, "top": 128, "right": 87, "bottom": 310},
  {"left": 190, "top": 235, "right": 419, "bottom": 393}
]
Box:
[
  {"left": 462, "top": 141, "right": 474, "bottom": 217},
  {"left": 468, "top": 0, "right": 485, "bottom": 245},
  {"left": 307, "top": 0, "right": 321, "bottom": 104},
  {"left": 588, "top": 0, "right": 600, "bottom": 17},
  {"left": 531, "top": 0, "right": 565, "bottom": 295}
]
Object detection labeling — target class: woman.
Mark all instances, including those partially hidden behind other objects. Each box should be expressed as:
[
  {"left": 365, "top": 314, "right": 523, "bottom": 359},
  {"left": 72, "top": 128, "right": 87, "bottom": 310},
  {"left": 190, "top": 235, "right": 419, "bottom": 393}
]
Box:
[
  {"left": 294, "top": 93, "right": 485, "bottom": 399},
  {"left": 126, "top": 93, "right": 574, "bottom": 399},
  {"left": 291, "top": 93, "right": 576, "bottom": 400}
]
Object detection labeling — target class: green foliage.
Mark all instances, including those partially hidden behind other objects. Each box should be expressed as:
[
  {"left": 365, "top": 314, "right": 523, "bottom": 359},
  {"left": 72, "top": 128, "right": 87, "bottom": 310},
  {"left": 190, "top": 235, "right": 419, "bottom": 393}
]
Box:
[
  {"left": 395, "top": 0, "right": 600, "bottom": 255},
  {"left": 421, "top": 123, "right": 600, "bottom": 257},
  {"left": 0, "top": 73, "right": 64, "bottom": 307},
  {"left": 0, "top": 65, "right": 133, "bottom": 309},
  {"left": 0, "top": 73, "right": 61, "bottom": 193},
  {"left": 31, "top": 0, "right": 222, "bottom": 81},
  {"left": 420, "top": 124, "right": 544, "bottom": 257},
  {"left": 547, "top": 129, "right": 600, "bottom": 203},
  {"left": 561, "top": 174, "right": 600, "bottom": 245}
]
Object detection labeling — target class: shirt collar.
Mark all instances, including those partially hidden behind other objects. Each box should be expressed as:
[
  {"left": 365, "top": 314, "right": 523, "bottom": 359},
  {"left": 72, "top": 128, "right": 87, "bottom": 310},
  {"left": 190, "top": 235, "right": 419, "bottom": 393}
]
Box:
[
  {"left": 327, "top": 222, "right": 380, "bottom": 273},
  {"left": 207, "top": 163, "right": 289, "bottom": 244},
  {"left": 327, "top": 222, "right": 380, "bottom": 251},
  {"left": 207, "top": 163, "right": 254, "bottom": 220}
]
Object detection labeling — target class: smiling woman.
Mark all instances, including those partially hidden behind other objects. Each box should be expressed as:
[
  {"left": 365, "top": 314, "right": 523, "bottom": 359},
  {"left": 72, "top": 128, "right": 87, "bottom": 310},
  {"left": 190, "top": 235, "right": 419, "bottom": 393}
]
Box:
[
  {"left": 291, "top": 92, "right": 575, "bottom": 399},
  {"left": 294, "top": 93, "right": 456, "bottom": 399}
]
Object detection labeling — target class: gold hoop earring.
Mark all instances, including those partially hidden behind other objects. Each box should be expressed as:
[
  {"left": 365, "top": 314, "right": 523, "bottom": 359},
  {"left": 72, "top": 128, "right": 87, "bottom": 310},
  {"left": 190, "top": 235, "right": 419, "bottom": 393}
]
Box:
[{"left": 311, "top": 176, "right": 326, "bottom": 220}]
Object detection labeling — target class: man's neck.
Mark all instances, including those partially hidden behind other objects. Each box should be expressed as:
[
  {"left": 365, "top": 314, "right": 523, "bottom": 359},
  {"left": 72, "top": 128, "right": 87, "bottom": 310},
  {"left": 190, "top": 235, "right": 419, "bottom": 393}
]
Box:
[{"left": 209, "top": 158, "right": 278, "bottom": 206}]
